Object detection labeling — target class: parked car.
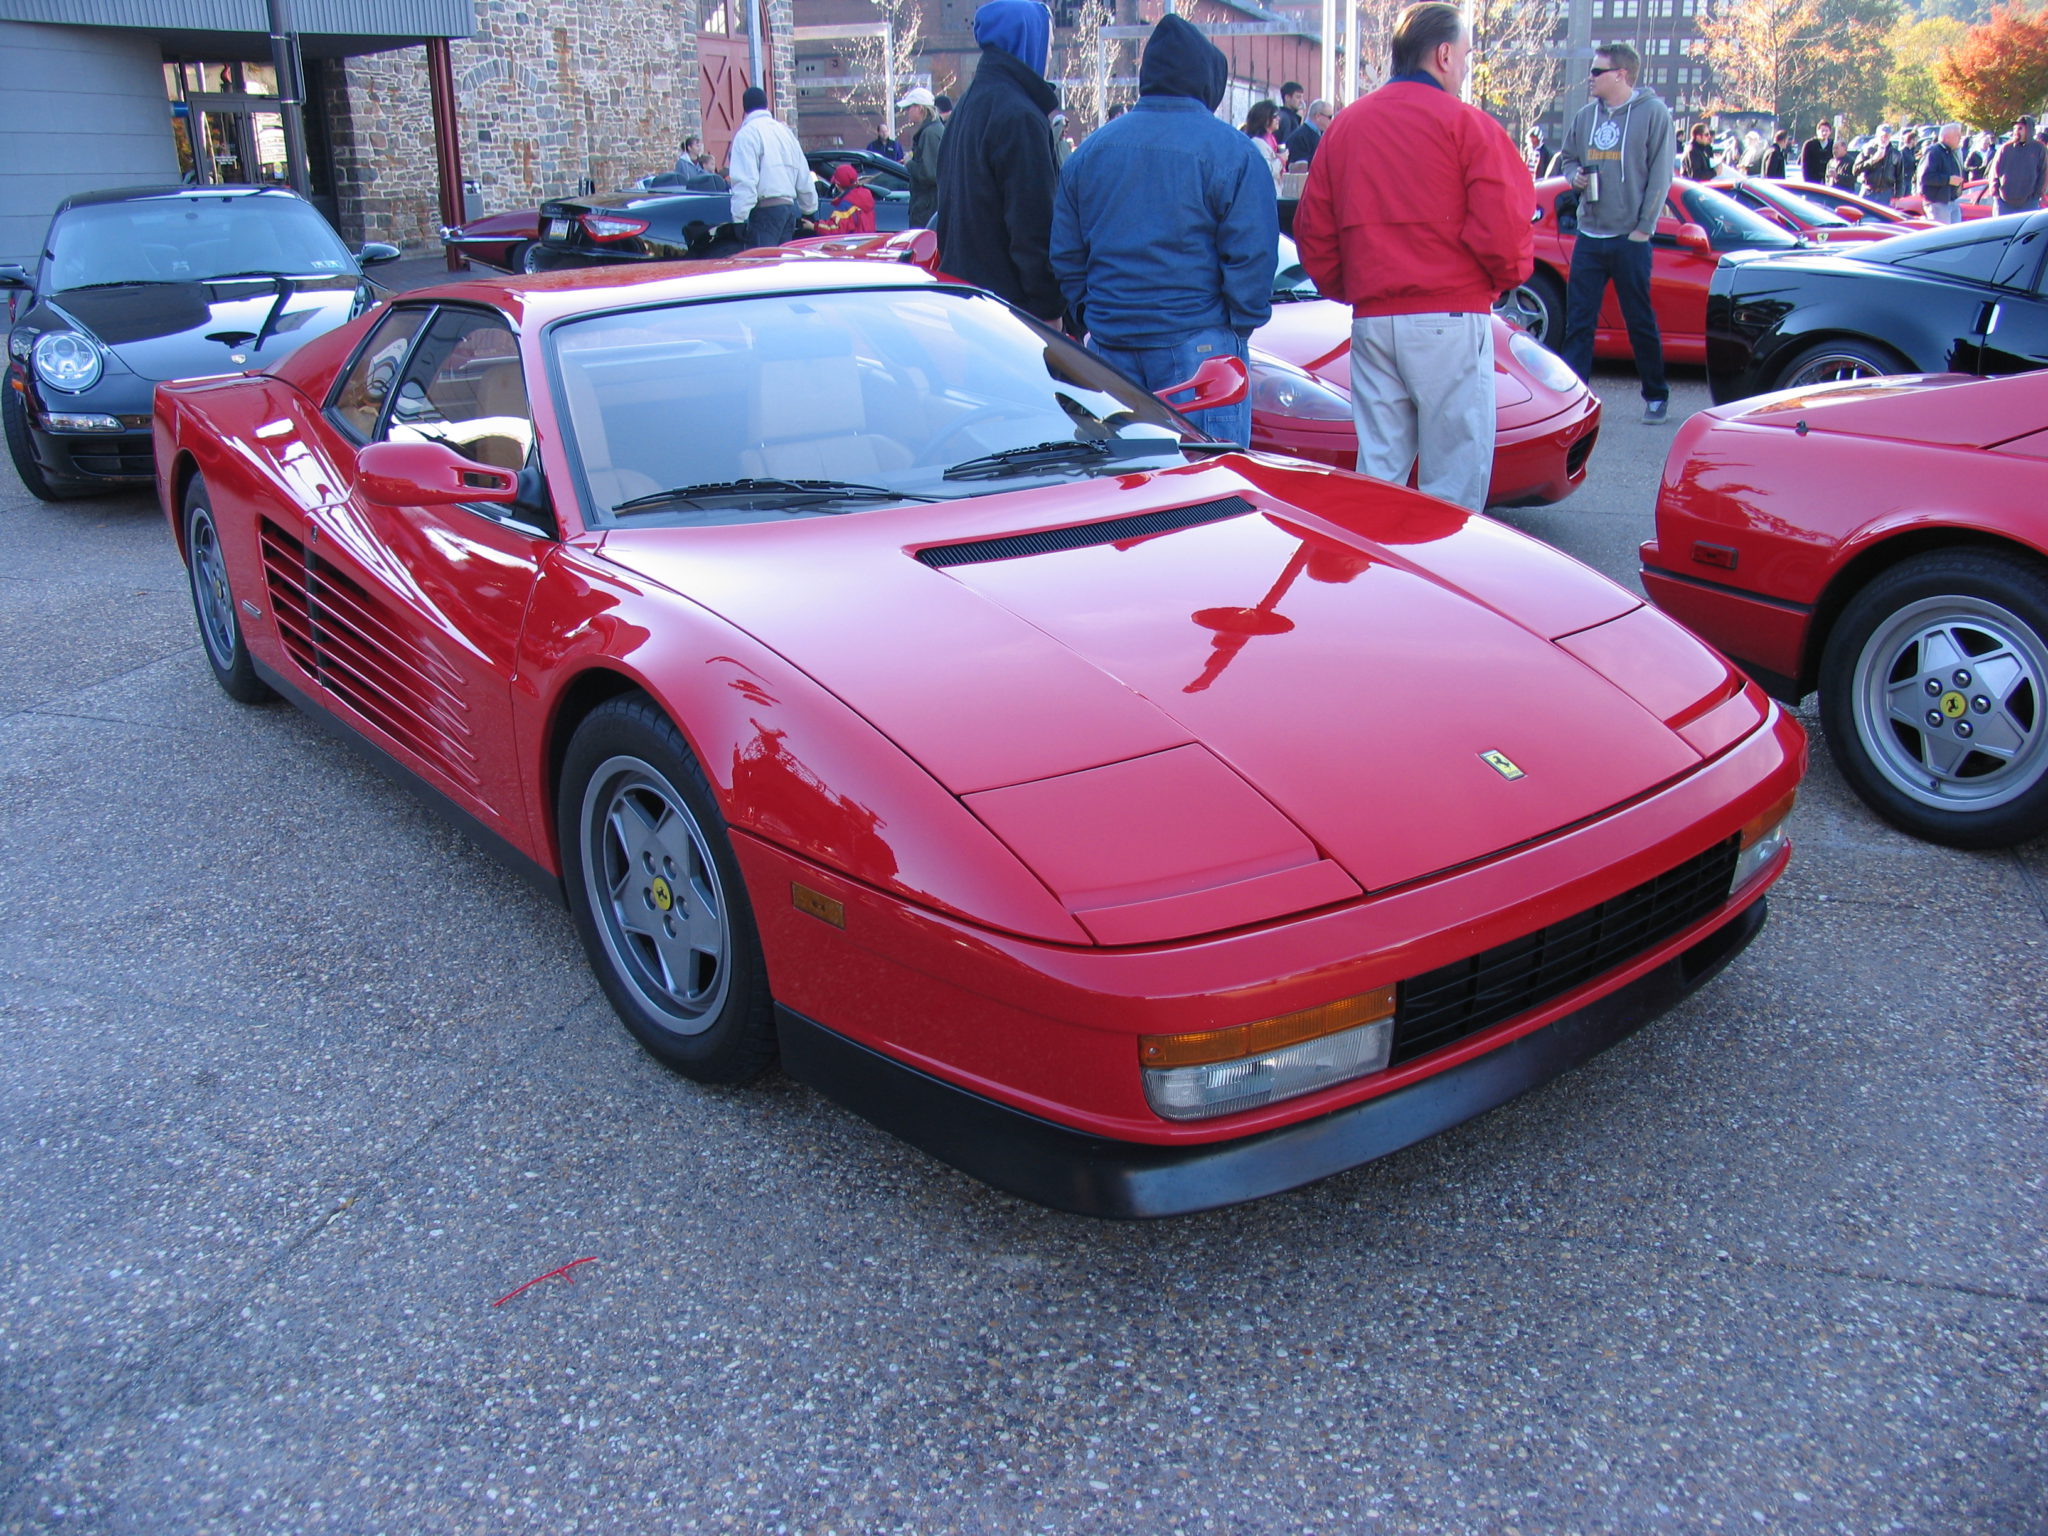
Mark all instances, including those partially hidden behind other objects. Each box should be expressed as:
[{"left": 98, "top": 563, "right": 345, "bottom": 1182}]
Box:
[
  {"left": 1644, "top": 369, "right": 2048, "bottom": 846},
  {"left": 1500, "top": 177, "right": 1805, "bottom": 360},
  {"left": 529, "top": 177, "right": 743, "bottom": 269},
  {"left": 439, "top": 207, "right": 545, "bottom": 273},
  {"left": 1894, "top": 178, "right": 1997, "bottom": 220},
  {"left": 804, "top": 149, "right": 912, "bottom": 232},
  {"left": 1708, "top": 177, "right": 1921, "bottom": 244},
  {"left": 1765, "top": 181, "right": 1936, "bottom": 230},
  {"left": 1705, "top": 210, "right": 2048, "bottom": 402},
  {"left": 153, "top": 256, "right": 1802, "bottom": 1215},
  {"left": 2, "top": 184, "right": 397, "bottom": 500},
  {"left": 1257, "top": 236, "right": 1600, "bottom": 505}
]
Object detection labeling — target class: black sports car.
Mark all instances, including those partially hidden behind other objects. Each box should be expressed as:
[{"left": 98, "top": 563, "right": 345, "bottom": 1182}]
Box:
[
  {"left": 529, "top": 170, "right": 746, "bottom": 270},
  {"left": 1707, "top": 210, "right": 2048, "bottom": 402},
  {"left": 2, "top": 185, "right": 397, "bottom": 500}
]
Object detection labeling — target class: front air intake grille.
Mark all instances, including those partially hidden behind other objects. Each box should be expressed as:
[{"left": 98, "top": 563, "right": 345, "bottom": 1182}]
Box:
[
  {"left": 1392, "top": 836, "right": 1740, "bottom": 1066},
  {"left": 1566, "top": 427, "right": 1597, "bottom": 476},
  {"left": 914, "top": 495, "right": 1254, "bottom": 568}
]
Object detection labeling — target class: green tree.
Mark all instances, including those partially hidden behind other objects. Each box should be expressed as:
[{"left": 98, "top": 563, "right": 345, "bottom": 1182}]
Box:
[
  {"left": 1935, "top": 2, "right": 2048, "bottom": 126},
  {"left": 1888, "top": 14, "right": 1969, "bottom": 120},
  {"left": 1807, "top": 0, "right": 1904, "bottom": 130}
]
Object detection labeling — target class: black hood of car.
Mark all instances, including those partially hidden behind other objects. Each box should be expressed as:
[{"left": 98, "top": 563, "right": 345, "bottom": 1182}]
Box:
[{"left": 42, "top": 274, "right": 367, "bottom": 382}]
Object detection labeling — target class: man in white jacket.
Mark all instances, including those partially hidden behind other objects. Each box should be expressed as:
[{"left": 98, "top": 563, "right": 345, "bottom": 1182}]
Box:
[{"left": 727, "top": 86, "right": 818, "bottom": 247}]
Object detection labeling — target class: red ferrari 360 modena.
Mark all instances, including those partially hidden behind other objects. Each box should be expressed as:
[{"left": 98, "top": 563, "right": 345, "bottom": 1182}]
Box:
[
  {"left": 1644, "top": 369, "right": 2048, "bottom": 848},
  {"left": 157, "top": 257, "right": 1804, "bottom": 1215}
]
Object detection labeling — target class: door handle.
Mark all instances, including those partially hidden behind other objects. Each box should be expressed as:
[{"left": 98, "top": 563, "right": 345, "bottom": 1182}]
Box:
[{"left": 1976, "top": 300, "right": 2002, "bottom": 335}]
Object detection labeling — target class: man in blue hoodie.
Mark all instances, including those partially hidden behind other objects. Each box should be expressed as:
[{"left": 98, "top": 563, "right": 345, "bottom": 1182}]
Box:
[
  {"left": 935, "top": 1, "right": 1064, "bottom": 322},
  {"left": 1051, "top": 13, "right": 1277, "bottom": 444}
]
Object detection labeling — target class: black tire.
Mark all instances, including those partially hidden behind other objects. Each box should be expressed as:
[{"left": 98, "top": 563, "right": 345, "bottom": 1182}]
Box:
[
  {"left": 182, "top": 474, "right": 275, "bottom": 704},
  {"left": 3, "top": 383, "right": 91, "bottom": 502},
  {"left": 1818, "top": 549, "right": 2048, "bottom": 848},
  {"left": 1773, "top": 336, "right": 1908, "bottom": 391},
  {"left": 558, "top": 695, "right": 775, "bottom": 1081},
  {"left": 514, "top": 241, "right": 545, "bottom": 274},
  {"left": 1493, "top": 268, "right": 1565, "bottom": 347}
]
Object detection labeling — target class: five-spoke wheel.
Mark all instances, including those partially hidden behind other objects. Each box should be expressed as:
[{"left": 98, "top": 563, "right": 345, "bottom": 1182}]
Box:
[{"left": 182, "top": 474, "right": 274, "bottom": 703}]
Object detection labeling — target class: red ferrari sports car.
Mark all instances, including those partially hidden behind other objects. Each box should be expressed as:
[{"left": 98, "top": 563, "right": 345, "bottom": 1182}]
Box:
[
  {"left": 1754, "top": 181, "right": 1935, "bottom": 231},
  {"left": 1503, "top": 177, "right": 1810, "bottom": 362},
  {"left": 1708, "top": 177, "right": 1922, "bottom": 245},
  {"left": 1894, "top": 179, "right": 1996, "bottom": 221},
  {"left": 1644, "top": 369, "right": 2048, "bottom": 847},
  {"left": 157, "top": 257, "right": 1804, "bottom": 1214}
]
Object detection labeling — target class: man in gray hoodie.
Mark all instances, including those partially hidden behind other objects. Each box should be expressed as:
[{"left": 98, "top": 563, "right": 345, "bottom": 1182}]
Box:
[{"left": 1554, "top": 42, "right": 1675, "bottom": 422}]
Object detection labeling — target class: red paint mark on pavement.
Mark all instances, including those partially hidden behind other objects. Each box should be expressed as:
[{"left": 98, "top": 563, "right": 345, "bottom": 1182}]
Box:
[{"left": 492, "top": 1257, "right": 598, "bottom": 1307}]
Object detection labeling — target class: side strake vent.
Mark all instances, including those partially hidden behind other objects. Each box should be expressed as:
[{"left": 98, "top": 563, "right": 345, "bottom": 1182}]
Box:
[{"left": 914, "top": 495, "right": 1255, "bottom": 569}]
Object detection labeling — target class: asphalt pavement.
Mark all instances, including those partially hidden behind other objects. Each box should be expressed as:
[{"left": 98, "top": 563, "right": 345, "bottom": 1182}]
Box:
[{"left": 1, "top": 353, "right": 2043, "bottom": 1535}]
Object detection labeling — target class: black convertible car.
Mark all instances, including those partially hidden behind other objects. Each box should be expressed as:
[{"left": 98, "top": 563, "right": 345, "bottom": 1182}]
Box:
[
  {"left": 3, "top": 185, "right": 397, "bottom": 500},
  {"left": 530, "top": 170, "right": 743, "bottom": 270},
  {"left": 1707, "top": 210, "right": 2048, "bottom": 402}
]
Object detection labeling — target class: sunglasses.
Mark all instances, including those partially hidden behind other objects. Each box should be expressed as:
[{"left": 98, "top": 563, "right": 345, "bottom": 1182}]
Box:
[{"left": 1588, "top": 65, "right": 1617, "bottom": 77}]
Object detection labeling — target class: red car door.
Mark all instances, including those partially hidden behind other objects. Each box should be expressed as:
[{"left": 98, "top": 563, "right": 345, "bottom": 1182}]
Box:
[{"left": 301, "top": 304, "right": 551, "bottom": 845}]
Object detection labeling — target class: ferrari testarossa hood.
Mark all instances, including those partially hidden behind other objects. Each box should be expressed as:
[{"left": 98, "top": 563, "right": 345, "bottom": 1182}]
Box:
[
  {"left": 599, "top": 462, "right": 1720, "bottom": 902},
  {"left": 48, "top": 276, "right": 364, "bottom": 382},
  {"left": 1724, "top": 369, "right": 2048, "bottom": 451}
]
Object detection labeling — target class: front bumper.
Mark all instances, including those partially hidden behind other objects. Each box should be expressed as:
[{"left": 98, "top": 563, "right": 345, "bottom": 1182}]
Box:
[
  {"left": 779, "top": 895, "right": 1768, "bottom": 1217},
  {"left": 9, "top": 370, "right": 153, "bottom": 486}
]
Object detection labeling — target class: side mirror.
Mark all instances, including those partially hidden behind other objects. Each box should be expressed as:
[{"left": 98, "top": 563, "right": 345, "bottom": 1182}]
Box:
[
  {"left": 357, "top": 242, "right": 402, "bottom": 266},
  {"left": 0, "top": 262, "right": 30, "bottom": 290},
  {"left": 1678, "top": 222, "right": 1713, "bottom": 254},
  {"left": 358, "top": 440, "right": 521, "bottom": 506},
  {"left": 1155, "top": 354, "right": 1248, "bottom": 414}
]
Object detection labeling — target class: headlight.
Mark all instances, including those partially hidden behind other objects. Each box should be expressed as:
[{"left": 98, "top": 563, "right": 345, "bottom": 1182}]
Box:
[
  {"left": 1248, "top": 358, "right": 1353, "bottom": 421},
  {"left": 1508, "top": 331, "right": 1581, "bottom": 395},
  {"left": 1141, "top": 988, "right": 1395, "bottom": 1121},
  {"left": 1732, "top": 788, "right": 1796, "bottom": 892},
  {"left": 32, "top": 330, "right": 102, "bottom": 393}
]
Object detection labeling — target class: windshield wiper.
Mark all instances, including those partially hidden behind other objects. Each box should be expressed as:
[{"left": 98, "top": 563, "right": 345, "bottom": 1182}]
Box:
[
  {"left": 612, "top": 476, "right": 942, "bottom": 513},
  {"left": 942, "top": 436, "right": 1182, "bottom": 482},
  {"left": 56, "top": 279, "right": 182, "bottom": 292}
]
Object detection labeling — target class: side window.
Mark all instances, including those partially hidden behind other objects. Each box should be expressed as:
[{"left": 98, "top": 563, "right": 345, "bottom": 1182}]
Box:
[
  {"left": 330, "top": 307, "right": 429, "bottom": 440},
  {"left": 383, "top": 308, "right": 533, "bottom": 473}
]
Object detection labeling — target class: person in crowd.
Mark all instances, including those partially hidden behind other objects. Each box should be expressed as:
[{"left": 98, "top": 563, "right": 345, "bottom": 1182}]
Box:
[
  {"left": 1898, "top": 129, "right": 1921, "bottom": 196},
  {"left": 1965, "top": 129, "right": 1990, "bottom": 178},
  {"left": 1293, "top": 2, "right": 1533, "bottom": 508},
  {"left": 866, "top": 121, "right": 903, "bottom": 161},
  {"left": 900, "top": 86, "right": 945, "bottom": 227},
  {"left": 1921, "top": 122, "right": 1965, "bottom": 225},
  {"left": 1288, "top": 99, "right": 1334, "bottom": 168},
  {"left": 1830, "top": 139, "right": 1858, "bottom": 188},
  {"left": 1992, "top": 116, "right": 2045, "bottom": 215},
  {"left": 1855, "top": 123, "right": 1901, "bottom": 205},
  {"left": 1525, "top": 125, "right": 1554, "bottom": 179},
  {"left": 1802, "top": 120, "right": 1833, "bottom": 182},
  {"left": 675, "top": 135, "right": 708, "bottom": 176},
  {"left": 1737, "top": 129, "right": 1765, "bottom": 175},
  {"left": 1276, "top": 81, "right": 1307, "bottom": 142},
  {"left": 727, "top": 86, "right": 817, "bottom": 247},
  {"left": 813, "top": 162, "right": 877, "bottom": 234},
  {"left": 1243, "top": 99, "right": 1287, "bottom": 186},
  {"left": 1684, "top": 121, "right": 1715, "bottom": 181},
  {"left": 1555, "top": 41, "right": 1674, "bottom": 423},
  {"left": 935, "top": 93, "right": 953, "bottom": 122},
  {"left": 1050, "top": 110, "right": 1076, "bottom": 164},
  {"left": 935, "top": 0, "right": 1065, "bottom": 323},
  {"left": 1051, "top": 13, "right": 1275, "bottom": 445},
  {"left": 1764, "top": 129, "right": 1791, "bottom": 179}
]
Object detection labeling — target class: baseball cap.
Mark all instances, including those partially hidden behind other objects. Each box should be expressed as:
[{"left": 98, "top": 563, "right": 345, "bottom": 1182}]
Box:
[{"left": 897, "top": 86, "right": 936, "bottom": 110}]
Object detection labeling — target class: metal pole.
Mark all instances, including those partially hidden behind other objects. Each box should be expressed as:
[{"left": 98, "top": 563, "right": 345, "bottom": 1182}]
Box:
[
  {"left": 885, "top": 20, "right": 897, "bottom": 140},
  {"left": 1319, "top": 0, "right": 1334, "bottom": 107},
  {"left": 1095, "top": 32, "right": 1108, "bottom": 128},
  {"left": 747, "top": 0, "right": 766, "bottom": 106},
  {"left": 425, "top": 37, "right": 468, "bottom": 270},
  {"left": 1344, "top": 0, "right": 1358, "bottom": 104},
  {"left": 265, "top": 0, "right": 311, "bottom": 196}
]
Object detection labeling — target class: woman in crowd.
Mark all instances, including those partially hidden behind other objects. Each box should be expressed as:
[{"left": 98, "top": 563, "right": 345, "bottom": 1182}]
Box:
[{"left": 1243, "top": 99, "right": 1285, "bottom": 186}]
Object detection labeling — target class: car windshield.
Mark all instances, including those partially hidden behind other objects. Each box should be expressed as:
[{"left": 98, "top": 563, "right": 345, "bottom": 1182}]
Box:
[
  {"left": 1680, "top": 185, "right": 1802, "bottom": 250},
  {"left": 1758, "top": 184, "right": 1851, "bottom": 228},
  {"left": 550, "top": 286, "right": 1199, "bottom": 525},
  {"left": 42, "top": 192, "right": 358, "bottom": 291}
]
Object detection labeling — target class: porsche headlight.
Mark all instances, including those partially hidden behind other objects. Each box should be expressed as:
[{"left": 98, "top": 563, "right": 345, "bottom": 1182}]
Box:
[
  {"left": 1249, "top": 358, "right": 1353, "bottom": 421},
  {"left": 1508, "top": 331, "right": 1580, "bottom": 395},
  {"left": 32, "top": 330, "right": 102, "bottom": 393}
]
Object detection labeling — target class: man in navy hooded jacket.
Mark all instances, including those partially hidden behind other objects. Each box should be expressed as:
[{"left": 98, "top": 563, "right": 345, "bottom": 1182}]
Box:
[
  {"left": 935, "top": 1, "right": 1064, "bottom": 322},
  {"left": 1051, "top": 14, "right": 1276, "bottom": 444}
]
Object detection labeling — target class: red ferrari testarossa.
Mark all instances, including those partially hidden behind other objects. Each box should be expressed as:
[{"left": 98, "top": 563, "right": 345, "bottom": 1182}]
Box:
[{"left": 156, "top": 256, "right": 1805, "bottom": 1215}]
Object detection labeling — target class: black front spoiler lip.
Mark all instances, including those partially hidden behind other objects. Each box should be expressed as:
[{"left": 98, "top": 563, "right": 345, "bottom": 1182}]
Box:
[{"left": 778, "top": 895, "right": 1769, "bottom": 1218}]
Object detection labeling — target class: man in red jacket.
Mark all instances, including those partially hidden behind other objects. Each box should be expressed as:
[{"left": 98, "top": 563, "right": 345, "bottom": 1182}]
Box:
[{"left": 1292, "top": 2, "right": 1534, "bottom": 510}]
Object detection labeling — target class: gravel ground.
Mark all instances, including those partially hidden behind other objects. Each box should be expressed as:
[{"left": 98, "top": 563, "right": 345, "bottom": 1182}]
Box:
[{"left": 0, "top": 337, "right": 2042, "bottom": 1534}]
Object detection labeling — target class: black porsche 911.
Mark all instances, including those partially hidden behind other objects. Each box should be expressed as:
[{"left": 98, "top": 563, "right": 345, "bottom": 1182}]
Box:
[
  {"left": 2, "top": 185, "right": 397, "bottom": 501},
  {"left": 1707, "top": 210, "right": 2048, "bottom": 402}
]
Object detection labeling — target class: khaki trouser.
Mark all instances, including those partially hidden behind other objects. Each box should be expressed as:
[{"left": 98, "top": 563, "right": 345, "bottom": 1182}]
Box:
[{"left": 1347, "top": 312, "right": 1495, "bottom": 512}]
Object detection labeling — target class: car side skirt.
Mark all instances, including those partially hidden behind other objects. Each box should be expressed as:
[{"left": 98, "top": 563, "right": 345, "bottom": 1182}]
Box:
[
  {"left": 253, "top": 656, "right": 567, "bottom": 906},
  {"left": 777, "top": 895, "right": 1768, "bottom": 1219}
]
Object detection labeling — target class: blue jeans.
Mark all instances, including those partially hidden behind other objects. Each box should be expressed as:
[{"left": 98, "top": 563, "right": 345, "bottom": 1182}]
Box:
[
  {"left": 1088, "top": 327, "right": 1251, "bottom": 446},
  {"left": 1997, "top": 198, "right": 2041, "bottom": 216},
  {"left": 744, "top": 202, "right": 801, "bottom": 248},
  {"left": 1561, "top": 233, "right": 1667, "bottom": 403}
]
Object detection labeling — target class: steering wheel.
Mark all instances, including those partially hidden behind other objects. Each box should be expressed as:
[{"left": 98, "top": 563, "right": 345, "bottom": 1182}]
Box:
[{"left": 923, "top": 402, "right": 1046, "bottom": 460}]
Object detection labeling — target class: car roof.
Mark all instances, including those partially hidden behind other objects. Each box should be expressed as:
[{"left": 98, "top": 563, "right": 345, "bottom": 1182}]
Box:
[
  {"left": 53, "top": 184, "right": 307, "bottom": 214},
  {"left": 384, "top": 252, "right": 947, "bottom": 327}
]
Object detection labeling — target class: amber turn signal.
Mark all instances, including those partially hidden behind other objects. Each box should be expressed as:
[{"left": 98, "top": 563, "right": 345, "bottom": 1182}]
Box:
[
  {"left": 1739, "top": 787, "right": 1798, "bottom": 848},
  {"left": 1140, "top": 986, "right": 1397, "bottom": 1069}
]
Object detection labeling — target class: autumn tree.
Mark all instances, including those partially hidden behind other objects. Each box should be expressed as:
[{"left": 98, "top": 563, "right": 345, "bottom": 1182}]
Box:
[
  {"left": 1935, "top": 3, "right": 2048, "bottom": 126},
  {"left": 1700, "top": 0, "right": 1833, "bottom": 123},
  {"left": 1888, "top": 13, "right": 1968, "bottom": 120},
  {"left": 1471, "top": 0, "right": 1561, "bottom": 141},
  {"left": 1807, "top": 0, "right": 1901, "bottom": 128},
  {"left": 836, "top": 0, "right": 925, "bottom": 123}
]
